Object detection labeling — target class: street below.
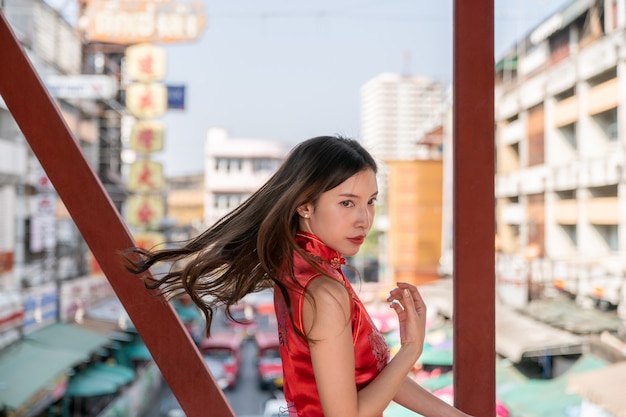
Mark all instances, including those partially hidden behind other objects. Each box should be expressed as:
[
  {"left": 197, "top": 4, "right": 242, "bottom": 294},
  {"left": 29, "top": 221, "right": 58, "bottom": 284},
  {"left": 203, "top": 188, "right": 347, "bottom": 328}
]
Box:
[{"left": 142, "top": 337, "right": 278, "bottom": 417}]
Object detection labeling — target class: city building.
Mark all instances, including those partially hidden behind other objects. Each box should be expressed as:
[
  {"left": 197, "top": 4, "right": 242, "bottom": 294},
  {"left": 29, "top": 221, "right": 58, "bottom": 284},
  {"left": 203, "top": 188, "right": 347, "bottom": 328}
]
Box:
[
  {"left": 361, "top": 73, "right": 446, "bottom": 162},
  {"left": 165, "top": 172, "right": 205, "bottom": 241},
  {"left": 204, "top": 127, "right": 287, "bottom": 227},
  {"left": 360, "top": 73, "right": 446, "bottom": 285},
  {"left": 0, "top": 0, "right": 104, "bottom": 338},
  {"left": 0, "top": 1, "right": 199, "bottom": 415},
  {"left": 386, "top": 158, "right": 443, "bottom": 284},
  {"left": 494, "top": 0, "right": 626, "bottom": 335}
]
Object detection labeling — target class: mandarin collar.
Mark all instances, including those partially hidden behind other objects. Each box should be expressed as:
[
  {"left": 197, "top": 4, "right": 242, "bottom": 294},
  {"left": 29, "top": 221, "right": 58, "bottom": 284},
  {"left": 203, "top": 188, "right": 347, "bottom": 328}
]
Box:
[{"left": 295, "top": 231, "right": 346, "bottom": 270}]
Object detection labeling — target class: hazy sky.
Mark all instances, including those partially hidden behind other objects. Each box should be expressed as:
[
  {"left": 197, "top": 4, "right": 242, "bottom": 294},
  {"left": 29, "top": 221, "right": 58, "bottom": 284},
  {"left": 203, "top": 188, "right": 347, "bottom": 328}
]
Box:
[{"left": 45, "top": 0, "right": 570, "bottom": 175}]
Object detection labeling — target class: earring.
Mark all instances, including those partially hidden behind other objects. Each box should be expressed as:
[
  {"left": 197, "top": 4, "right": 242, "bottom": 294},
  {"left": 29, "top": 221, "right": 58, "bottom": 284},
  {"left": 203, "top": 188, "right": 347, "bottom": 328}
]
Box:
[{"left": 304, "top": 214, "right": 309, "bottom": 218}]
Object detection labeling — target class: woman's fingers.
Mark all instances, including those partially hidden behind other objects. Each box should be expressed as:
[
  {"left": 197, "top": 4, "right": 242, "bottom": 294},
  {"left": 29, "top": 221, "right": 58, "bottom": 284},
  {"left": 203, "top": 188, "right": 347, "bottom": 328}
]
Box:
[
  {"left": 387, "top": 282, "right": 426, "bottom": 315},
  {"left": 388, "top": 283, "right": 427, "bottom": 349}
]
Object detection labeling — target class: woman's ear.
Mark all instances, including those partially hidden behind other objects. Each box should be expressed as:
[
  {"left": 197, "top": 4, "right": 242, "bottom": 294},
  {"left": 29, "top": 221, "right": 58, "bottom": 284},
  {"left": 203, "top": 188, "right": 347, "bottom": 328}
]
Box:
[{"left": 297, "top": 204, "right": 312, "bottom": 218}]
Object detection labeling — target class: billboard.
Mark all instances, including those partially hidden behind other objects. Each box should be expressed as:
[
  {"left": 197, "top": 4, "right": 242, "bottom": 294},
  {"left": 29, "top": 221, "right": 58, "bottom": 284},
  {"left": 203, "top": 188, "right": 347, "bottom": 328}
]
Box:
[{"left": 82, "top": 0, "right": 207, "bottom": 44}]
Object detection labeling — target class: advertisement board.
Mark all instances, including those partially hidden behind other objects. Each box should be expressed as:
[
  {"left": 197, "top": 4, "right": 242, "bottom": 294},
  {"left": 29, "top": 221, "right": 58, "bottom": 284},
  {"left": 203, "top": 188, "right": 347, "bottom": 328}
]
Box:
[{"left": 82, "top": 0, "right": 207, "bottom": 44}]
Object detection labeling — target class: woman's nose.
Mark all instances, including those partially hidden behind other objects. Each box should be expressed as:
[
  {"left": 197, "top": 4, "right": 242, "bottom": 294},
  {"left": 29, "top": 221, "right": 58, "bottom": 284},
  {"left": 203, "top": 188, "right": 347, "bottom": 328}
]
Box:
[{"left": 356, "top": 205, "right": 371, "bottom": 227}]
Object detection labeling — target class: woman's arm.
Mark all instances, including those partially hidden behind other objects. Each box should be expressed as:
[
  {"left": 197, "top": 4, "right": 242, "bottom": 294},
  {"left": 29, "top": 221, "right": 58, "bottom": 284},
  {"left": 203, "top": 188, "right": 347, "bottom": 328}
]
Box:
[
  {"left": 304, "top": 278, "right": 427, "bottom": 417},
  {"left": 393, "top": 377, "right": 473, "bottom": 417}
]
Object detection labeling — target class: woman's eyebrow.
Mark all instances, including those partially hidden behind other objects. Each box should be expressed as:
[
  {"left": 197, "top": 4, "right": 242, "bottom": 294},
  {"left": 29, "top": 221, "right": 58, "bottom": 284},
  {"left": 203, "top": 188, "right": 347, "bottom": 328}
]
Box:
[{"left": 338, "top": 191, "right": 378, "bottom": 198}]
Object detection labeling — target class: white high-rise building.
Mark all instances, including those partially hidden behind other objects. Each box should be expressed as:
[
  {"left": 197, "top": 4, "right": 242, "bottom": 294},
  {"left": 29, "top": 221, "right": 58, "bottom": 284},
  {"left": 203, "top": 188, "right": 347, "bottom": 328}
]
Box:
[
  {"left": 359, "top": 73, "right": 446, "bottom": 284},
  {"left": 360, "top": 73, "right": 445, "bottom": 163},
  {"left": 204, "top": 128, "right": 287, "bottom": 226}
]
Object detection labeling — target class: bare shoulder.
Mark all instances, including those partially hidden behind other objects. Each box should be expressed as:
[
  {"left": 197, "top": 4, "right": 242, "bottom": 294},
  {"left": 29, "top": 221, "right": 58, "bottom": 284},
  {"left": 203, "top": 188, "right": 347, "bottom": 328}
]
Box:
[
  {"left": 306, "top": 275, "right": 351, "bottom": 308},
  {"left": 303, "top": 275, "right": 352, "bottom": 337}
]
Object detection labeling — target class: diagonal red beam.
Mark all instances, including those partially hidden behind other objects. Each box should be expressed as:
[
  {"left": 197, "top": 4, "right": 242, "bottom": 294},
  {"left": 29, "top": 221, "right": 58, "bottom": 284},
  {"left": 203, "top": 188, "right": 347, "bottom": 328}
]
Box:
[
  {"left": 452, "top": 0, "right": 496, "bottom": 416},
  {"left": 0, "top": 12, "right": 235, "bottom": 417}
]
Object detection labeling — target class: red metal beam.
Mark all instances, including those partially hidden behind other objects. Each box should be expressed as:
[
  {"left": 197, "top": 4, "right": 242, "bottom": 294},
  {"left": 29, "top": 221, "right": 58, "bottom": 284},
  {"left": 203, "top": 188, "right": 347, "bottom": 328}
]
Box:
[
  {"left": 0, "top": 12, "right": 235, "bottom": 417},
  {"left": 453, "top": 1, "right": 496, "bottom": 416}
]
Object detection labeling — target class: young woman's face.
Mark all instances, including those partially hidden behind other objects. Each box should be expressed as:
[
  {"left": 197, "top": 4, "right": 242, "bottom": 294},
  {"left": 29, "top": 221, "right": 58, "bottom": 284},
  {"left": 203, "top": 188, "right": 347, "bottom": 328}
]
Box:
[{"left": 298, "top": 169, "right": 377, "bottom": 256}]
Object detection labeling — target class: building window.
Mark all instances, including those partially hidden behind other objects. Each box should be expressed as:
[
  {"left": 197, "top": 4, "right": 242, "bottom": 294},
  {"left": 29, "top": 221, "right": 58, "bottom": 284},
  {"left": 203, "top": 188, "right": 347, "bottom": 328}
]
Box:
[
  {"left": 559, "top": 224, "right": 577, "bottom": 246},
  {"left": 214, "top": 193, "right": 247, "bottom": 210},
  {"left": 231, "top": 158, "right": 243, "bottom": 172},
  {"left": 252, "top": 158, "right": 280, "bottom": 173},
  {"left": 556, "top": 189, "right": 576, "bottom": 200},
  {"left": 591, "top": 108, "right": 618, "bottom": 142},
  {"left": 592, "top": 224, "right": 619, "bottom": 251},
  {"left": 549, "top": 28, "right": 570, "bottom": 65},
  {"left": 557, "top": 122, "right": 577, "bottom": 149},
  {"left": 527, "top": 104, "right": 545, "bottom": 166},
  {"left": 589, "top": 185, "right": 617, "bottom": 198},
  {"left": 0, "top": 109, "right": 19, "bottom": 140}
]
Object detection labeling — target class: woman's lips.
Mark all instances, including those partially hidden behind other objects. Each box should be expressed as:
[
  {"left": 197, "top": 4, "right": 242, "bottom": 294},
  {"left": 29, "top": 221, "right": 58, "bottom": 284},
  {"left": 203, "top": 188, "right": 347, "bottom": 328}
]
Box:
[{"left": 348, "top": 236, "right": 364, "bottom": 245}]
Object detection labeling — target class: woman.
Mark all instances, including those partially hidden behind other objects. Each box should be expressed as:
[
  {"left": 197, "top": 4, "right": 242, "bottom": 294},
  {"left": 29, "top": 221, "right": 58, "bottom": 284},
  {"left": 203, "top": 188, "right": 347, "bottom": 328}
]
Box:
[{"left": 124, "top": 136, "right": 472, "bottom": 417}]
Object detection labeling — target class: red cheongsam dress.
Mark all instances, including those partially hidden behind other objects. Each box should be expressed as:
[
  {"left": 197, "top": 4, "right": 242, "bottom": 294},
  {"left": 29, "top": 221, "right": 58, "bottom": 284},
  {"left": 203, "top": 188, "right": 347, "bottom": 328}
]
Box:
[{"left": 274, "top": 231, "right": 390, "bottom": 417}]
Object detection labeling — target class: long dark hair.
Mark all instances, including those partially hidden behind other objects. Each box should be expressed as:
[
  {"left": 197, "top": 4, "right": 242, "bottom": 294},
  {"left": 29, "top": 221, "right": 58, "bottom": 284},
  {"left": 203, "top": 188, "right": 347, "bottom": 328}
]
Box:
[{"left": 123, "top": 135, "right": 377, "bottom": 336}]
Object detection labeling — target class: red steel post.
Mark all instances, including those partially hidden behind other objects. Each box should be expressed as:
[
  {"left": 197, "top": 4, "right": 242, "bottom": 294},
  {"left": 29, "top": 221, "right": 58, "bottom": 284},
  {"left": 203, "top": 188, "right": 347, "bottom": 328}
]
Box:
[{"left": 453, "top": 1, "right": 496, "bottom": 416}]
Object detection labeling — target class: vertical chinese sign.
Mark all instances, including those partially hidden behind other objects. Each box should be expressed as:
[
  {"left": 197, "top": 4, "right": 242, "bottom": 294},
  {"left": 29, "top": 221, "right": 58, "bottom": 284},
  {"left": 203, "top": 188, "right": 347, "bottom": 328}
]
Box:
[
  {"left": 81, "top": 0, "right": 206, "bottom": 249},
  {"left": 125, "top": 43, "right": 168, "bottom": 248}
]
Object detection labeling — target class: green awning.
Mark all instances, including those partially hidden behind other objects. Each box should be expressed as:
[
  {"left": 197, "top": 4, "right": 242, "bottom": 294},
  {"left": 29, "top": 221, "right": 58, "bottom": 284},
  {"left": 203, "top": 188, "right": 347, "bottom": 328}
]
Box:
[
  {"left": 496, "top": 56, "right": 518, "bottom": 72},
  {"left": 419, "top": 372, "right": 454, "bottom": 392},
  {"left": 174, "top": 301, "right": 202, "bottom": 323},
  {"left": 65, "top": 363, "right": 135, "bottom": 397},
  {"left": 419, "top": 323, "right": 453, "bottom": 366},
  {"left": 419, "top": 346, "right": 453, "bottom": 366},
  {"left": 0, "top": 342, "right": 81, "bottom": 410},
  {"left": 0, "top": 323, "right": 111, "bottom": 411},
  {"left": 66, "top": 374, "right": 118, "bottom": 398},
  {"left": 91, "top": 362, "right": 135, "bottom": 383},
  {"left": 497, "top": 355, "right": 609, "bottom": 417},
  {"left": 124, "top": 341, "right": 152, "bottom": 360},
  {"left": 25, "top": 322, "right": 110, "bottom": 352}
]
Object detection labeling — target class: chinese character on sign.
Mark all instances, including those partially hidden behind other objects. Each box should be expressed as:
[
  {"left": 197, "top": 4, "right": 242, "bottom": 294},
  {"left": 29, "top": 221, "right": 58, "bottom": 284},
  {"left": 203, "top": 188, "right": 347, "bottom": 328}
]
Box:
[
  {"left": 138, "top": 128, "right": 154, "bottom": 149},
  {"left": 126, "top": 83, "right": 167, "bottom": 118},
  {"left": 128, "top": 160, "right": 164, "bottom": 192},
  {"left": 139, "top": 54, "right": 155, "bottom": 77},
  {"left": 125, "top": 43, "right": 166, "bottom": 81},
  {"left": 126, "top": 195, "right": 165, "bottom": 228},
  {"left": 139, "top": 88, "right": 155, "bottom": 111},
  {"left": 130, "top": 121, "right": 164, "bottom": 154}
]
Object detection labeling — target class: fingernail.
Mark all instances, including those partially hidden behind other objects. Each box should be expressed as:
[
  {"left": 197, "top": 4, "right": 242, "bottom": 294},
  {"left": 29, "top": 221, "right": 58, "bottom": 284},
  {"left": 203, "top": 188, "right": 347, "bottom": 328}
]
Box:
[{"left": 404, "top": 289, "right": 410, "bottom": 297}]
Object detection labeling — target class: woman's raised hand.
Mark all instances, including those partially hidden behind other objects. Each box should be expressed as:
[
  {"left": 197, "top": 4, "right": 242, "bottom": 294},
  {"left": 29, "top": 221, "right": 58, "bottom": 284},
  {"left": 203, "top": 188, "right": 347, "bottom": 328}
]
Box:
[{"left": 387, "top": 282, "right": 427, "bottom": 358}]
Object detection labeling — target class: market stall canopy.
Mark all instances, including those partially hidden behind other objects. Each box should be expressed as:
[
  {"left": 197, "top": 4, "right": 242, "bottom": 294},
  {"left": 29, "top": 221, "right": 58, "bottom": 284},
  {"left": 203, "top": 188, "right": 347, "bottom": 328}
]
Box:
[
  {"left": 495, "top": 303, "right": 584, "bottom": 362},
  {"left": 420, "top": 324, "right": 454, "bottom": 367},
  {"left": 526, "top": 296, "right": 621, "bottom": 334},
  {"left": 66, "top": 362, "right": 136, "bottom": 397},
  {"left": 0, "top": 323, "right": 110, "bottom": 411},
  {"left": 568, "top": 361, "right": 626, "bottom": 417},
  {"left": 497, "top": 355, "right": 608, "bottom": 417},
  {"left": 25, "top": 322, "right": 110, "bottom": 353}
]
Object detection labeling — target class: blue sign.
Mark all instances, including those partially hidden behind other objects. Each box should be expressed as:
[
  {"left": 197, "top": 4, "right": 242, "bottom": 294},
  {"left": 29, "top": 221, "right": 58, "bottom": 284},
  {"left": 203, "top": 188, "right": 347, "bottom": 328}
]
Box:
[{"left": 167, "top": 85, "right": 186, "bottom": 110}]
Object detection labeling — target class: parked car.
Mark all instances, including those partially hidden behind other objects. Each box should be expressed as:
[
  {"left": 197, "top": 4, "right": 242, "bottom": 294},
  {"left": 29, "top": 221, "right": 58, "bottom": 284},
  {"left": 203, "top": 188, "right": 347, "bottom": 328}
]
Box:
[
  {"left": 224, "top": 301, "right": 259, "bottom": 337},
  {"left": 254, "top": 330, "right": 283, "bottom": 390},
  {"left": 226, "top": 289, "right": 277, "bottom": 337},
  {"left": 203, "top": 355, "right": 230, "bottom": 391},
  {"left": 199, "top": 330, "right": 244, "bottom": 390}
]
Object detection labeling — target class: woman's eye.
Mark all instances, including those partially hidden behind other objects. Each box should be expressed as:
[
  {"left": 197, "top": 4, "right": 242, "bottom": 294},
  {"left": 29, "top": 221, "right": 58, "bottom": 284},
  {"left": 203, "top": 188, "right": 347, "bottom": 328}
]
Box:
[
  {"left": 368, "top": 198, "right": 377, "bottom": 205},
  {"left": 341, "top": 200, "right": 354, "bottom": 207}
]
